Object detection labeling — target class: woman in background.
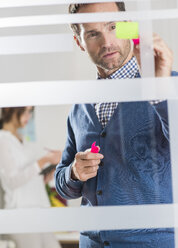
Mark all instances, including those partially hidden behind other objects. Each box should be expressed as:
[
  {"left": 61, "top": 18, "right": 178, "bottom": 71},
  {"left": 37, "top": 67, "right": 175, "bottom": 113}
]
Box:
[{"left": 0, "top": 107, "right": 62, "bottom": 248}]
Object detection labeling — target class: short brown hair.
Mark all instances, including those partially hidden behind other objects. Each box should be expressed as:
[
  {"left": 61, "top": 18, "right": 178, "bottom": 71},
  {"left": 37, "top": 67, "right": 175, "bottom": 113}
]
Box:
[
  {"left": 69, "top": 2, "right": 126, "bottom": 37},
  {"left": 0, "top": 107, "right": 33, "bottom": 129}
]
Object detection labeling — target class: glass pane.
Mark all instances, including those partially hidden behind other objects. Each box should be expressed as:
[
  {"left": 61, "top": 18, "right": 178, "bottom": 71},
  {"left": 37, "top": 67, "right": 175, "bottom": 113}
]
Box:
[{"left": 0, "top": 1, "right": 177, "bottom": 248}]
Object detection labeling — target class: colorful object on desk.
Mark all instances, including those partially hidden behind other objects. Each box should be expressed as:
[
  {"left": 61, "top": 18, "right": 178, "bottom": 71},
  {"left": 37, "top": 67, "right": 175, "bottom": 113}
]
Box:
[
  {"left": 116, "top": 22, "right": 139, "bottom": 40},
  {"left": 46, "top": 185, "right": 67, "bottom": 207},
  {"left": 91, "top": 142, "right": 99, "bottom": 153}
]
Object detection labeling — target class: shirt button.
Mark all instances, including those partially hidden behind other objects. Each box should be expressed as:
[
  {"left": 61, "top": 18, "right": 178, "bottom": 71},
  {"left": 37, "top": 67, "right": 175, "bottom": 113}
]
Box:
[
  {"left": 104, "top": 241, "right": 110, "bottom": 246},
  {"left": 96, "top": 190, "right": 102, "bottom": 195},
  {"left": 100, "top": 131, "right": 106, "bottom": 137}
]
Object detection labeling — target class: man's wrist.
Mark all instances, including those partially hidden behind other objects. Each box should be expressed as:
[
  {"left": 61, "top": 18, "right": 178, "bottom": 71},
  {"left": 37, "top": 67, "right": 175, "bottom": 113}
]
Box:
[{"left": 71, "top": 165, "right": 78, "bottom": 181}]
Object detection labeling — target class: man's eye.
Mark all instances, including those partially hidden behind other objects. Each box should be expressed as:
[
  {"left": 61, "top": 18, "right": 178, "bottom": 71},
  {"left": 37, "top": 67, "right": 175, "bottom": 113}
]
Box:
[
  {"left": 111, "top": 25, "right": 116, "bottom": 30},
  {"left": 89, "top": 33, "right": 98, "bottom": 38}
]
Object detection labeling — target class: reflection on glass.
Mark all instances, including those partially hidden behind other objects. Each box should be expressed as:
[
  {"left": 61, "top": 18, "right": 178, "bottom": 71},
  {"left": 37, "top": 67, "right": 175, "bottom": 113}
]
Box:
[{"left": 55, "top": 2, "right": 178, "bottom": 248}]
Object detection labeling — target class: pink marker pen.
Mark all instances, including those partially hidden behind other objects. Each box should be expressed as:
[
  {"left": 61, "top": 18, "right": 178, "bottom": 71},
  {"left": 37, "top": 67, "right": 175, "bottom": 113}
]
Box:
[
  {"left": 132, "top": 38, "right": 140, "bottom": 46},
  {"left": 91, "top": 142, "right": 99, "bottom": 153}
]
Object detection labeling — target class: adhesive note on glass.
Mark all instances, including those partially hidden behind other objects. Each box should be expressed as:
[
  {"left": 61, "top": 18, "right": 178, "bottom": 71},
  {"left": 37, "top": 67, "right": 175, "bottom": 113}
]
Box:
[{"left": 116, "top": 22, "right": 139, "bottom": 39}]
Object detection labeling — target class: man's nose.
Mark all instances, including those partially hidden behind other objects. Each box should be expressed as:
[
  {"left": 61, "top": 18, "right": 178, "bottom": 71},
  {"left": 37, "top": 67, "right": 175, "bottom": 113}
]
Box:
[{"left": 100, "top": 33, "right": 113, "bottom": 48}]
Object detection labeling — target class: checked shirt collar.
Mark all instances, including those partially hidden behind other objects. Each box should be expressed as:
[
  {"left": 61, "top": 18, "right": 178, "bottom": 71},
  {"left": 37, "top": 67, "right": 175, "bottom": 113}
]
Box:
[{"left": 95, "top": 56, "right": 140, "bottom": 128}]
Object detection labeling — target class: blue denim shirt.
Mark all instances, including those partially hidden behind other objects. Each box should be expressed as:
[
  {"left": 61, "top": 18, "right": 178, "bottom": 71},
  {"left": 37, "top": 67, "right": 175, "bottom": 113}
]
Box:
[{"left": 55, "top": 71, "right": 178, "bottom": 247}]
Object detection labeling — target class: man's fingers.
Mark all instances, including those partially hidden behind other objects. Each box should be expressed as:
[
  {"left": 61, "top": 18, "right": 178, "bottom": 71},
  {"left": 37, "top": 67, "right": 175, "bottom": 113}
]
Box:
[
  {"left": 77, "top": 159, "right": 101, "bottom": 167},
  {"left": 72, "top": 159, "right": 100, "bottom": 181},
  {"left": 73, "top": 149, "right": 103, "bottom": 181},
  {"left": 78, "top": 171, "right": 98, "bottom": 181},
  {"left": 84, "top": 165, "right": 99, "bottom": 174},
  {"left": 74, "top": 159, "right": 101, "bottom": 174},
  {"left": 153, "top": 44, "right": 173, "bottom": 62},
  {"left": 76, "top": 150, "right": 104, "bottom": 160}
]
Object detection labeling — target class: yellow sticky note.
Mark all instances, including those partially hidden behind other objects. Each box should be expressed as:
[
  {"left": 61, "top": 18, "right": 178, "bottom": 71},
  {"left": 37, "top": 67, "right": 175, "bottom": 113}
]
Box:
[{"left": 116, "top": 22, "right": 139, "bottom": 39}]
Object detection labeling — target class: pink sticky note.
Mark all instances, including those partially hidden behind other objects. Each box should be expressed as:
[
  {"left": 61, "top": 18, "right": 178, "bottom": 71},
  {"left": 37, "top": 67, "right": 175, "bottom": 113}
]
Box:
[
  {"left": 91, "top": 142, "right": 99, "bottom": 153},
  {"left": 132, "top": 38, "right": 140, "bottom": 45}
]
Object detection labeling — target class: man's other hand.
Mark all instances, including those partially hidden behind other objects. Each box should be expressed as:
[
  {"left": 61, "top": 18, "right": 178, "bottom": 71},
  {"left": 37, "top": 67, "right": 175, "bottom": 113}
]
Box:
[{"left": 134, "top": 33, "right": 173, "bottom": 77}]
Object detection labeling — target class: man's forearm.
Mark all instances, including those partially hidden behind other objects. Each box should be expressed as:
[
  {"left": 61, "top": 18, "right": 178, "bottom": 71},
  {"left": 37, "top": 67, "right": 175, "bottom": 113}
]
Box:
[{"left": 55, "top": 163, "right": 83, "bottom": 200}]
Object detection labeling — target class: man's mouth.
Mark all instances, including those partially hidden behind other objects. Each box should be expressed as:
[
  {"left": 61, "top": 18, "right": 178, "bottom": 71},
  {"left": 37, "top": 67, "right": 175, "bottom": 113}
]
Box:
[{"left": 102, "top": 51, "right": 117, "bottom": 58}]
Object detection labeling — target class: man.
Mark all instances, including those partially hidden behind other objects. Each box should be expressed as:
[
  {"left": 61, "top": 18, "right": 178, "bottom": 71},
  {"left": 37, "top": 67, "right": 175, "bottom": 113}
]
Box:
[{"left": 55, "top": 2, "right": 178, "bottom": 247}]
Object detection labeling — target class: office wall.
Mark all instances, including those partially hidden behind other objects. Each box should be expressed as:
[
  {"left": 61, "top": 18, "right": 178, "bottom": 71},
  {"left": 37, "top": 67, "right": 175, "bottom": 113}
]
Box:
[{"left": 35, "top": 105, "right": 72, "bottom": 154}]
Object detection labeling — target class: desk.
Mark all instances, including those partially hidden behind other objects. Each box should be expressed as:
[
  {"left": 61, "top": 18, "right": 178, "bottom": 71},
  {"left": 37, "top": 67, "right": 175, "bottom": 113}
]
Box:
[{"left": 56, "top": 232, "right": 79, "bottom": 248}]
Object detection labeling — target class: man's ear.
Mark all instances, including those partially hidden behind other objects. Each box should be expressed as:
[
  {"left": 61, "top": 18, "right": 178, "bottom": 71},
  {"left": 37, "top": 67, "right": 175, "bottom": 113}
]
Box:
[{"left": 74, "top": 36, "right": 85, "bottom": 51}]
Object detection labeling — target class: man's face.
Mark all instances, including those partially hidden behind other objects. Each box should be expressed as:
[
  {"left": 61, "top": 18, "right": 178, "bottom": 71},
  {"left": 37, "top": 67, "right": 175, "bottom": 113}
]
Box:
[{"left": 77, "top": 3, "right": 131, "bottom": 74}]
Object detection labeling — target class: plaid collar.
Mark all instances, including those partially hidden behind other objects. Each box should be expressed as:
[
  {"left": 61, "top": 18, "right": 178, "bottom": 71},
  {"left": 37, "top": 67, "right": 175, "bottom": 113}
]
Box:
[{"left": 97, "top": 56, "right": 139, "bottom": 80}]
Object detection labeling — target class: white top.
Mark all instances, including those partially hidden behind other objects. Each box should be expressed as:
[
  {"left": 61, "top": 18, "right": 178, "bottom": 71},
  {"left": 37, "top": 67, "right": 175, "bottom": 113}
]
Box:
[{"left": 0, "top": 130, "right": 50, "bottom": 209}]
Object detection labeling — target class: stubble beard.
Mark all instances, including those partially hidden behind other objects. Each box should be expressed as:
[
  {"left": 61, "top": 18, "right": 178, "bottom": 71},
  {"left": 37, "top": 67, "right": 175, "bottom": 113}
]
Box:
[
  {"left": 91, "top": 42, "right": 131, "bottom": 71},
  {"left": 97, "top": 53, "right": 126, "bottom": 71}
]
